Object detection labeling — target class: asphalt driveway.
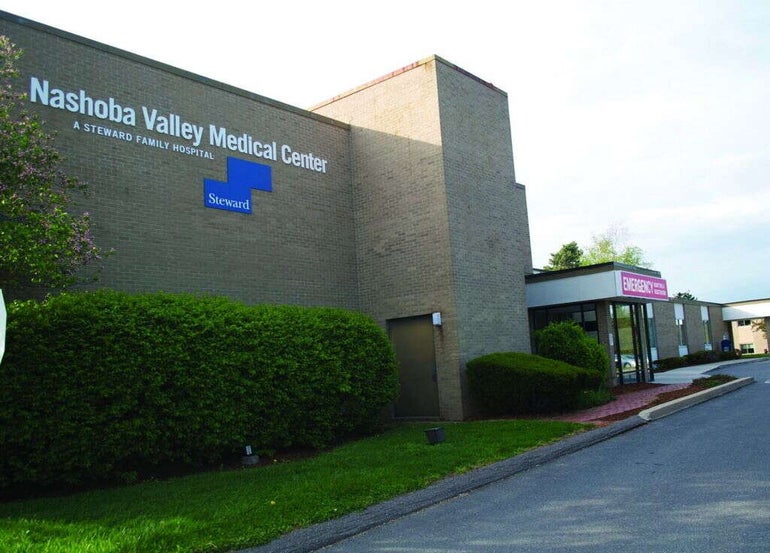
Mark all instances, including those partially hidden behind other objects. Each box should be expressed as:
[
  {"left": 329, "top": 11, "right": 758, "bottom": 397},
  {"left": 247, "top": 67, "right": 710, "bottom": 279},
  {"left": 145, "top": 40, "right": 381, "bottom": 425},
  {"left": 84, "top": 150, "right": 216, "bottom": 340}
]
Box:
[{"left": 247, "top": 359, "right": 768, "bottom": 553}]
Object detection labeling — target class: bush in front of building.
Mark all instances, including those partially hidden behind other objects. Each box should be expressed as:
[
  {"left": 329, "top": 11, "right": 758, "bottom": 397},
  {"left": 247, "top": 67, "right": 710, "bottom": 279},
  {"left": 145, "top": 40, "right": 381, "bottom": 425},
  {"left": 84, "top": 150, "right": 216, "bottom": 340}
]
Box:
[
  {"left": 466, "top": 352, "right": 603, "bottom": 415},
  {"left": 655, "top": 349, "right": 739, "bottom": 371},
  {"left": 534, "top": 321, "right": 609, "bottom": 374},
  {"left": 0, "top": 290, "right": 398, "bottom": 495}
]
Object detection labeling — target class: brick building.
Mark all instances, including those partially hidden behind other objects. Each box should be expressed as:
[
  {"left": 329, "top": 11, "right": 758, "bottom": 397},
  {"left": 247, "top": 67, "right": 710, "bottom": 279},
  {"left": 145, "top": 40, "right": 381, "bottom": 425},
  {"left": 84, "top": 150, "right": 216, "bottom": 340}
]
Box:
[
  {"left": 527, "top": 263, "right": 760, "bottom": 385},
  {"left": 1, "top": 11, "right": 764, "bottom": 420},
  {"left": 0, "top": 11, "right": 530, "bottom": 420}
]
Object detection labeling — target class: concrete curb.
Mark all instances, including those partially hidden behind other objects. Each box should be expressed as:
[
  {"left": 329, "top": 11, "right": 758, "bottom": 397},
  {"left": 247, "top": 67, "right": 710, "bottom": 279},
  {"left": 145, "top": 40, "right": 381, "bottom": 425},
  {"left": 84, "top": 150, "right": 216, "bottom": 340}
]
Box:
[
  {"left": 638, "top": 377, "right": 755, "bottom": 421},
  {"left": 243, "top": 378, "right": 755, "bottom": 553}
]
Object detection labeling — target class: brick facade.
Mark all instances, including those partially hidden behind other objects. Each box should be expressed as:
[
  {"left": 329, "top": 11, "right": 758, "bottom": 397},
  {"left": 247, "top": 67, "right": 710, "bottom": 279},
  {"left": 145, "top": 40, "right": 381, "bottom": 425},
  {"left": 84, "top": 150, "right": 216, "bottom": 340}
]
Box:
[
  {"left": 652, "top": 301, "right": 730, "bottom": 359},
  {"left": 313, "top": 57, "right": 532, "bottom": 419},
  {"left": 1, "top": 14, "right": 533, "bottom": 420},
  {"left": 1, "top": 15, "right": 358, "bottom": 309}
]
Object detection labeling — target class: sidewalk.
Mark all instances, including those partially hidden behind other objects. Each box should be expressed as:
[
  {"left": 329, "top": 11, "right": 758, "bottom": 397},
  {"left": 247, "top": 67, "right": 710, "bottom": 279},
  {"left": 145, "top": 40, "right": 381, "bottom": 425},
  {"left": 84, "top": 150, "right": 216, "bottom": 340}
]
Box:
[
  {"left": 653, "top": 357, "right": 763, "bottom": 383},
  {"left": 557, "top": 358, "right": 758, "bottom": 423},
  {"left": 652, "top": 362, "right": 722, "bottom": 384}
]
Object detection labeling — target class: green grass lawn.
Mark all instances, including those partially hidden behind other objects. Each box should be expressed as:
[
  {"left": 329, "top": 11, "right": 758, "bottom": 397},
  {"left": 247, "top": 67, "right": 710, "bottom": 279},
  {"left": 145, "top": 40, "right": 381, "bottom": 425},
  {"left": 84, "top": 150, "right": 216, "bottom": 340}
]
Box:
[{"left": 0, "top": 420, "right": 588, "bottom": 553}]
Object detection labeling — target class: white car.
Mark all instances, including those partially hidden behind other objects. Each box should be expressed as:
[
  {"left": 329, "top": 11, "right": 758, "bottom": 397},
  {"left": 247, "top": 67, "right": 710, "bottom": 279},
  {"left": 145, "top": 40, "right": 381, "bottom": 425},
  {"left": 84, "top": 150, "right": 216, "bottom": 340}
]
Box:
[{"left": 620, "top": 354, "right": 637, "bottom": 368}]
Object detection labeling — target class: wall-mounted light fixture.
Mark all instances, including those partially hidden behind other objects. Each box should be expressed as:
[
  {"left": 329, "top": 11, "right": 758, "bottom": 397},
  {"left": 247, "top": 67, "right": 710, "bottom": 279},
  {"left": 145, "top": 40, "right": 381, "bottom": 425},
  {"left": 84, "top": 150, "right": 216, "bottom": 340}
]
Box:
[{"left": 432, "top": 312, "right": 442, "bottom": 327}]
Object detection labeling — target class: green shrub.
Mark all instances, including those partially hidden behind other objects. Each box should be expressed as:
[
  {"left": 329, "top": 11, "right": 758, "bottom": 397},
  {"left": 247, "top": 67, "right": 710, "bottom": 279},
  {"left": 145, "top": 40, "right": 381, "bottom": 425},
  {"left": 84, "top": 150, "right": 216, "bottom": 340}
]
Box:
[
  {"left": 654, "top": 356, "right": 688, "bottom": 371},
  {"left": 716, "top": 349, "right": 740, "bottom": 362},
  {"left": 576, "top": 388, "right": 615, "bottom": 410},
  {"left": 466, "top": 352, "right": 603, "bottom": 416},
  {"left": 534, "top": 321, "right": 609, "bottom": 374},
  {"left": 655, "top": 349, "right": 739, "bottom": 371},
  {"left": 693, "top": 373, "right": 736, "bottom": 388},
  {"left": 684, "top": 350, "right": 721, "bottom": 365},
  {"left": 0, "top": 291, "right": 399, "bottom": 494}
]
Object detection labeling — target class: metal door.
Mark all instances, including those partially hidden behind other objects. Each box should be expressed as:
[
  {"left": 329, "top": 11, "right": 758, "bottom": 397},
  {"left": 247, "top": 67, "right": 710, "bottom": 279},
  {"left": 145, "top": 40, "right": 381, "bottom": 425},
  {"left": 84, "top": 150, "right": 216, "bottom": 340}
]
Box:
[{"left": 388, "top": 315, "right": 440, "bottom": 418}]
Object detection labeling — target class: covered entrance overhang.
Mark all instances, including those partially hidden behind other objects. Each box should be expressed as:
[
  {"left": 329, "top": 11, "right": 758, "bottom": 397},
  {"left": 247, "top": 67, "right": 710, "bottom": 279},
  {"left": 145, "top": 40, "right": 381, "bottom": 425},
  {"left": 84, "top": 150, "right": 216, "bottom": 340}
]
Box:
[
  {"left": 722, "top": 299, "right": 770, "bottom": 355},
  {"left": 526, "top": 263, "right": 669, "bottom": 385},
  {"left": 722, "top": 299, "right": 770, "bottom": 321}
]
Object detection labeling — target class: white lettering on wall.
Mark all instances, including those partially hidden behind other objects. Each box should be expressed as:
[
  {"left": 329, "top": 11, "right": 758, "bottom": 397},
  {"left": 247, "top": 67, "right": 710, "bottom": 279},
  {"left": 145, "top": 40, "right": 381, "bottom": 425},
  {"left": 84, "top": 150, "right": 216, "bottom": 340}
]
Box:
[
  {"left": 281, "top": 144, "right": 328, "bottom": 174},
  {"left": 27, "top": 76, "right": 330, "bottom": 172},
  {"left": 142, "top": 107, "right": 203, "bottom": 146},
  {"left": 209, "top": 126, "right": 277, "bottom": 160},
  {"left": 30, "top": 77, "right": 136, "bottom": 125}
]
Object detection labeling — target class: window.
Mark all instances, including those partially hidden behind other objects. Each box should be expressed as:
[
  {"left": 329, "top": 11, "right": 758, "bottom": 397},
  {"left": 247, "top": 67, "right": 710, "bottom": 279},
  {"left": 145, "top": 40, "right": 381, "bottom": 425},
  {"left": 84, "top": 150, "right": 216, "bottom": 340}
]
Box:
[
  {"left": 674, "top": 303, "right": 687, "bottom": 346},
  {"left": 701, "top": 306, "right": 712, "bottom": 349},
  {"left": 676, "top": 319, "right": 687, "bottom": 346},
  {"left": 737, "top": 320, "right": 752, "bottom": 327},
  {"left": 531, "top": 303, "right": 599, "bottom": 341},
  {"left": 740, "top": 343, "right": 755, "bottom": 354},
  {"left": 702, "top": 320, "right": 713, "bottom": 349},
  {"left": 646, "top": 303, "right": 658, "bottom": 349}
]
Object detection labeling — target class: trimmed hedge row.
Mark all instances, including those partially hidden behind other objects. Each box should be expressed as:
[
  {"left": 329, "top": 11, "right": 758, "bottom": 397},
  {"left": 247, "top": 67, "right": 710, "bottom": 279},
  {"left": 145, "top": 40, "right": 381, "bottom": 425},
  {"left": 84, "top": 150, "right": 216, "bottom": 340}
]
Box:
[
  {"left": 655, "top": 349, "right": 739, "bottom": 371},
  {"left": 0, "top": 290, "right": 399, "bottom": 493},
  {"left": 466, "top": 352, "right": 602, "bottom": 415}
]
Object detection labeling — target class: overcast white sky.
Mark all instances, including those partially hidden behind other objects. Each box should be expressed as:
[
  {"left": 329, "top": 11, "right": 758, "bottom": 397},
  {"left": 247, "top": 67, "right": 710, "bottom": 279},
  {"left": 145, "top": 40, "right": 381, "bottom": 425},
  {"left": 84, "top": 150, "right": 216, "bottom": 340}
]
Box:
[{"left": 2, "top": 0, "right": 768, "bottom": 303}]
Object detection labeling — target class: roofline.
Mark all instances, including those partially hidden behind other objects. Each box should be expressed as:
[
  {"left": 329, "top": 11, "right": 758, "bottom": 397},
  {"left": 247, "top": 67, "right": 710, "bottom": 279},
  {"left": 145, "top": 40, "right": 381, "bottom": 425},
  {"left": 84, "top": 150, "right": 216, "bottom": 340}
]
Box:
[
  {"left": 724, "top": 298, "right": 770, "bottom": 306},
  {"left": 0, "top": 9, "right": 349, "bottom": 130},
  {"left": 310, "top": 54, "right": 507, "bottom": 111},
  {"left": 526, "top": 262, "right": 661, "bottom": 283}
]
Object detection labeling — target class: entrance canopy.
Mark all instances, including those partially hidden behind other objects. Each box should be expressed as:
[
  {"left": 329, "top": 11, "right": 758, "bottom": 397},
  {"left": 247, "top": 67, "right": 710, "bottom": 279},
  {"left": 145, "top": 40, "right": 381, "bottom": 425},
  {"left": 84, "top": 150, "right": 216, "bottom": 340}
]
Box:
[
  {"left": 526, "top": 262, "right": 669, "bottom": 308},
  {"left": 722, "top": 299, "right": 770, "bottom": 321}
]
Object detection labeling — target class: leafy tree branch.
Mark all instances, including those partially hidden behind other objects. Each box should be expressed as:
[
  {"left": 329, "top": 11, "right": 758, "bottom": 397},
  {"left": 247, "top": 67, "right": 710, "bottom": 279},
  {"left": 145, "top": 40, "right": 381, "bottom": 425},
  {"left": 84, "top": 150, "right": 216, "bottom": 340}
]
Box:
[{"left": 0, "top": 36, "right": 105, "bottom": 291}]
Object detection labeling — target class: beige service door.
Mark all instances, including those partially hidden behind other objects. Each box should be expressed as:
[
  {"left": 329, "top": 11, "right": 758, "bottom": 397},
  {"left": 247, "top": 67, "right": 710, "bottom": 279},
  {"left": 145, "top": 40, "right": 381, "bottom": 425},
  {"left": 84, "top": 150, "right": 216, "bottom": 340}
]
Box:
[{"left": 388, "top": 315, "right": 440, "bottom": 418}]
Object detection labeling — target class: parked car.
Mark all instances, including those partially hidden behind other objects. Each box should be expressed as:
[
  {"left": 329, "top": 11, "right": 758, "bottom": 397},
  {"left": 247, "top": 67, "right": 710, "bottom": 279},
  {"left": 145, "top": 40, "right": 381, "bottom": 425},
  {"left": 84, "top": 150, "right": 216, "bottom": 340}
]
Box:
[{"left": 620, "top": 354, "right": 637, "bottom": 368}]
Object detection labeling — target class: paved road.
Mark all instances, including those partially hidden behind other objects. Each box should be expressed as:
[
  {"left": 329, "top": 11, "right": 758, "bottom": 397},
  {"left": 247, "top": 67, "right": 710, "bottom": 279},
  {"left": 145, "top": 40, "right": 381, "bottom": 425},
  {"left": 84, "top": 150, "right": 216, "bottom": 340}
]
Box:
[{"left": 317, "top": 360, "right": 770, "bottom": 552}]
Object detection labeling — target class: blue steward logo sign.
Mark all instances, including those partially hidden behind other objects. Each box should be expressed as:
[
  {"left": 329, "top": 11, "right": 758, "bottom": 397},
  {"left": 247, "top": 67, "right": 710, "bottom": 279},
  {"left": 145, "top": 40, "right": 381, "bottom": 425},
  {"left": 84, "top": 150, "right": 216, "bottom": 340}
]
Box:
[{"left": 204, "top": 157, "right": 272, "bottom": 214}]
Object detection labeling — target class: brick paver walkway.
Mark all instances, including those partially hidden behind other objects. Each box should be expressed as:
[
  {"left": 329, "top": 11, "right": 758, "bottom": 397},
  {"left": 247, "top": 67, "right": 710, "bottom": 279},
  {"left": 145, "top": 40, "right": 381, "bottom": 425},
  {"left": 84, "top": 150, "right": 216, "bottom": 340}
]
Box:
[{"left": 557, "top": 383, "right": 691, "bottom": 423}]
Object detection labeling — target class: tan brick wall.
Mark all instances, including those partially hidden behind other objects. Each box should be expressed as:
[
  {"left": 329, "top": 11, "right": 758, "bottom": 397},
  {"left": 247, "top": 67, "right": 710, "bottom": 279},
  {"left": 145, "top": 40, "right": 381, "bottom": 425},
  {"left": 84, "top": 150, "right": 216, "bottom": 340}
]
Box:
[
  {"left": 708, "top": 305, "right": 731, "bottom": 349},
  {"left": 2, "top": 16, "right": 359, "bottom": 309},
  {"left": 3, "top": 15, "right": 533, "bottom": 420},
  {"left": 652, "top": 301, "right": 732, "bottom": 358},
  {"left": 314, "top": 57, "right": 532, "bottom": 419},
  {"left": 313, "top": 59, "right": 463, "bottom": 418},
  {"left": 652, "top": 302, "right": 682, "bottom": 359},
  {"left": 683, "top": 303, "right": 706, "bottom": 353},
  {"left": 435, "top": 61, "right": 532, "bottom": 355}
]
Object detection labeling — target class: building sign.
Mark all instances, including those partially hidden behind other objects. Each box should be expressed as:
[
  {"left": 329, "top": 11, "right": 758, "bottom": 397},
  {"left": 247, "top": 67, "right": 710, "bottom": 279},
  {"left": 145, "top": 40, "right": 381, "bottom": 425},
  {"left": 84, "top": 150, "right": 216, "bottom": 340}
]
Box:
[
  {"left": 27, "top": 77, "right": 329, "bottom": 173},
  {"left": 204, "top": 157, "right": 272, "bottom": 214},
  {"left": 618, "top": 271, "right": 668, "bottom": 300}
]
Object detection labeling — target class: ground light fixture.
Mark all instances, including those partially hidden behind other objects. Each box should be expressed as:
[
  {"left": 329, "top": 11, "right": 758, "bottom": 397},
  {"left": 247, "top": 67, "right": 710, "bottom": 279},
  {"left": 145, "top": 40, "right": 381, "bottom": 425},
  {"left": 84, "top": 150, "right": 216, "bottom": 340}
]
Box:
[
  {"left": 424, "top": 427, "right": 445, "bottom": 445},
  {"left": 241, "top": 445, "right": 259, "bottom": 466}
]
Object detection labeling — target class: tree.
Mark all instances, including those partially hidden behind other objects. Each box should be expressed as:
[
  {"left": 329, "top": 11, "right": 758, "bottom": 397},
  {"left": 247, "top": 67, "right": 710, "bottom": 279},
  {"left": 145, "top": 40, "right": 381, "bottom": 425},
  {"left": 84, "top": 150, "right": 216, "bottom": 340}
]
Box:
[
  {"left": 543, "top": 241, "right": 583, "bottom": 271},
  {"left": 543, "top": 225, "right": 651, "bottom": 271},
  {"left": 673, "top": 291, "right": 697, "bottom": 301},
  {"left": 581, "top": 224, "right": 650, "bottom": 268},
  {"left": 0, "top": 36, "right": 103, "bottom": 291}
]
